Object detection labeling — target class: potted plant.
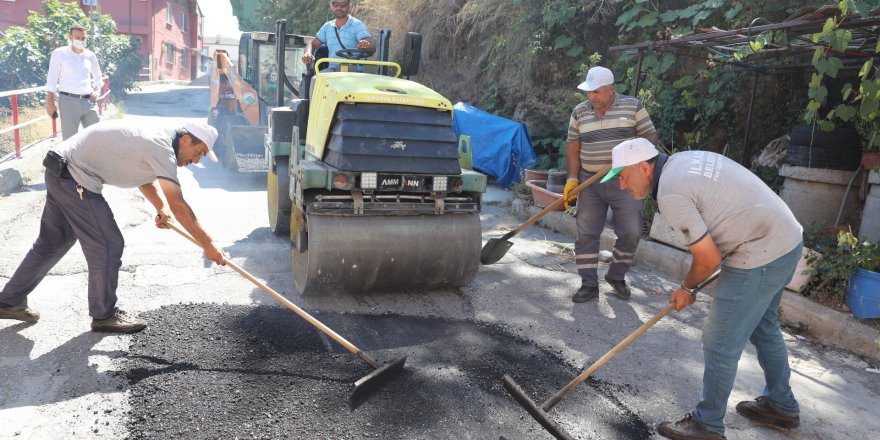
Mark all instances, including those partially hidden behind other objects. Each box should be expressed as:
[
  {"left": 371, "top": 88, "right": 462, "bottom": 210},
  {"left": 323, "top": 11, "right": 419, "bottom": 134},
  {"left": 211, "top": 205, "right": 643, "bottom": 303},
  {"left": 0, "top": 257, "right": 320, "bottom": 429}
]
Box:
[{"left": 807, "top": 229, "right": 880, "bottom": 319}]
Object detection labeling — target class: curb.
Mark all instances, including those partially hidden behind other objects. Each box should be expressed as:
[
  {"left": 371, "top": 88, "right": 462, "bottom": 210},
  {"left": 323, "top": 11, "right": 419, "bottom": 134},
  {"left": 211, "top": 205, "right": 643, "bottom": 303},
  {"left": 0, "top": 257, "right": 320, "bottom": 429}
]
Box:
[
  {"left": 780, "top": 290, "right": 880, "bottom": 360},
  {"left": 509, "top": 197, "right": 880, "bottom": 362}
]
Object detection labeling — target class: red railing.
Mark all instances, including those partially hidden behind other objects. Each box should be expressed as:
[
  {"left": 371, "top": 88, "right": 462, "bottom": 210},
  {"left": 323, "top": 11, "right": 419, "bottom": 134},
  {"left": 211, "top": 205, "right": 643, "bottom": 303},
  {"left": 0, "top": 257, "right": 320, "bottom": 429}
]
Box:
[{"left": 0, "top": 76, "right": 110, "bottom": 158}]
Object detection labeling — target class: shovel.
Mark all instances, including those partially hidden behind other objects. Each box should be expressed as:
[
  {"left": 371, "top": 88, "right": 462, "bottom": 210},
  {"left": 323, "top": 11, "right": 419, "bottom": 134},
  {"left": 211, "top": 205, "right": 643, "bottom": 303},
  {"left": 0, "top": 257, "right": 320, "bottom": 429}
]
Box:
[
  {"left": 480, "top": 165, "right": 611, "bottom": 265},
  {"left": 166, "top": 222, "right": 406, "bottom": 398},
  {"left": 503, "top": 269, "right": 722, "bottom": 440}
]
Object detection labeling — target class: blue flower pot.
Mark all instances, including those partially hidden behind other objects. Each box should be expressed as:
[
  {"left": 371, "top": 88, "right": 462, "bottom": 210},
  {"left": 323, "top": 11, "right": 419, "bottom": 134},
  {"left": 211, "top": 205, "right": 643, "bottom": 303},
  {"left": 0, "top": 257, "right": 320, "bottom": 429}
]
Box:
[{"left": 845, "top": 268, "right": 880, "bottom": 319}]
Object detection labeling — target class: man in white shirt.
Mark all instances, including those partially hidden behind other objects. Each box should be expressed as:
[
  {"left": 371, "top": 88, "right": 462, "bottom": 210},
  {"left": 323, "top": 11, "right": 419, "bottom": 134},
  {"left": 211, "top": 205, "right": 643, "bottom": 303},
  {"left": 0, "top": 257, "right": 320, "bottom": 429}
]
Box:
[{"left": 45, "top": 25, "right": 104, "bottom": 140}]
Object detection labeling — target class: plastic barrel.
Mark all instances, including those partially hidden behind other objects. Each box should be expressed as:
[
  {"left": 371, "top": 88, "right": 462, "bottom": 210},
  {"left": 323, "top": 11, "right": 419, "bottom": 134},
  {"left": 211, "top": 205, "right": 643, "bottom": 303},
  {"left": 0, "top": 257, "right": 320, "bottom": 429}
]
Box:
[{"left": 845, "top": 268, "right": 880, "bottom": 319}]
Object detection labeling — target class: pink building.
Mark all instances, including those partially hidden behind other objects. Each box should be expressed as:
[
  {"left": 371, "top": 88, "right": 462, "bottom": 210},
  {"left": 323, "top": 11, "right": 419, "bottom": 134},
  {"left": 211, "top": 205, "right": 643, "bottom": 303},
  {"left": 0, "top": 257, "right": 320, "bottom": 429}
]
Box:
[{"left": 0, "top": 0, "right": 204, "bottom": 81}]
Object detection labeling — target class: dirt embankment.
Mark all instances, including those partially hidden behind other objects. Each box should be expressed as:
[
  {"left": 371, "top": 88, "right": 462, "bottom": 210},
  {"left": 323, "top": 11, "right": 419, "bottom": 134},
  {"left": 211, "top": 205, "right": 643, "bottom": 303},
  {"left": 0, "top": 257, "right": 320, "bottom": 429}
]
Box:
[{"left": 360, "top": 0, "right": 618, "bottom": 137}]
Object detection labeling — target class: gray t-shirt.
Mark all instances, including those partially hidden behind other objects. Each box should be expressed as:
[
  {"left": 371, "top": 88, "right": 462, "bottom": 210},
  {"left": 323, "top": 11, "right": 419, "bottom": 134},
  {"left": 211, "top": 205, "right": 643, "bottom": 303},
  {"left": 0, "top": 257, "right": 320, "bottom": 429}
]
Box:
[
  {"left": 657, "top": 150, "right": 802, "bottom": 269},
  {"left": 52, "top": 120, "right": 179, "bottom": 194}
]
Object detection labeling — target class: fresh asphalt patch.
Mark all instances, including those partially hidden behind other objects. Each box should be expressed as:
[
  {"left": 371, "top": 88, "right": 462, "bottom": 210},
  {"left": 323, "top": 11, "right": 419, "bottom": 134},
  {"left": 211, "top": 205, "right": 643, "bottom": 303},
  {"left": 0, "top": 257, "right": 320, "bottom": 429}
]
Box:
[{"left": 126, "top": 304, "right": 651, "bottom": 439}]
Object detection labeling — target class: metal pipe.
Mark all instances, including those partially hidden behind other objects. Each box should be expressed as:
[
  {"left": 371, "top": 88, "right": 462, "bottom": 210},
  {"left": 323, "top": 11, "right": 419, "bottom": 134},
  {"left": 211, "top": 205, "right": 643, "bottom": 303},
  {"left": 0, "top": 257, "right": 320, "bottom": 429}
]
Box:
[
  {"left": 11, "top": 95, "right": 20, "bottom": 157},
  {"left": 275, "top": 20, "right": 286, "bottom": 107}
]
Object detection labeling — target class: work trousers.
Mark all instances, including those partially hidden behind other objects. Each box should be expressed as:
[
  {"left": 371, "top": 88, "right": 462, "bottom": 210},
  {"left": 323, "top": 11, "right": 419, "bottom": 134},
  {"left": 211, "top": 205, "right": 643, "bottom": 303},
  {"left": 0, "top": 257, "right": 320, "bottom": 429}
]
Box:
[
  {"left": 574, "top": 169, "right": 642, "bottom": 287},
  {"left": 0, "top": 169, "right": 123, "bottom": 320},
  {"left": 693, "top": 243, "right": 803, "bottom": 436},
  {"left": 59, "top": 93, "right": 99, "bottom": 140}
]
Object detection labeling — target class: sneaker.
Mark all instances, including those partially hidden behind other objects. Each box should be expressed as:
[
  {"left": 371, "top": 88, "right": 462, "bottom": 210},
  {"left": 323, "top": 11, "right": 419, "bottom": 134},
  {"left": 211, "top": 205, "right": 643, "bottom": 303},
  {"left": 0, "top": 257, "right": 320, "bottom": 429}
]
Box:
[
  {"left": 736, "top": 396, "right": 800, "bottom": 430},
  {"left": 572, "top": 285, "right": 599, "bottom": 303},
  {"left": 605, "top": 275, "right": 631, "bottom": 300},
  {"left": 0, "top": 305, "right": 40, "bottom": 322},
  {"left": 658, "top": 413, "right": 726, "bottom": 440},
  {"left": 91, "top": 309, "right": 146, "bottom": 334}
]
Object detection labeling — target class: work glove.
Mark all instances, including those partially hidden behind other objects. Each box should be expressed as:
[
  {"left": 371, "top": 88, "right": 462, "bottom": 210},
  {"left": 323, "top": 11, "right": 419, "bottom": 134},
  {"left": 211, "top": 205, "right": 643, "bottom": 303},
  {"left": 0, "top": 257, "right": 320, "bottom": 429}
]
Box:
[{"left": 563, "top": 178, "right": 579, "bottom": 208}]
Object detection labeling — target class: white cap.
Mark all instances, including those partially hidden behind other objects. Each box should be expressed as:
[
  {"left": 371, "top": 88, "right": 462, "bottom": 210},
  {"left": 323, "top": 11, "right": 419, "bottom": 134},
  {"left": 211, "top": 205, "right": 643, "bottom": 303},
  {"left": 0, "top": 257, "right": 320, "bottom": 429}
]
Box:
[
  {"left": 182, "top": 121, "right": 219, "bottom": 162},
  {"left": 577, "top": 66, "right": 615, "bottom": 92},
  {"left": 600, "top": 138, "right": 659, "bottom": 183}
]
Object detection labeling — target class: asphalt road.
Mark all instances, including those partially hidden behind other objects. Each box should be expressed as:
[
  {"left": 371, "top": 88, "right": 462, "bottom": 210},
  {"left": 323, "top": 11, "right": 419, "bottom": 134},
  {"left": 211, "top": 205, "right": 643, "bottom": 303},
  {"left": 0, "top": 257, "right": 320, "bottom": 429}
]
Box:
[{"left": 1, "top": 84, "right": 878, "bottom": 439}]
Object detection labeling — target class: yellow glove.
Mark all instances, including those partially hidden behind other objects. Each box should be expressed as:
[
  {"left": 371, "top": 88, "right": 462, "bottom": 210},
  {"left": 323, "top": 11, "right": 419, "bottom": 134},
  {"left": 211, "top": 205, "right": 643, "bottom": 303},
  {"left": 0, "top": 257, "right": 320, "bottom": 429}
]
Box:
[{"left": 563, "top": 178, "right": 579, "bottom": 208}]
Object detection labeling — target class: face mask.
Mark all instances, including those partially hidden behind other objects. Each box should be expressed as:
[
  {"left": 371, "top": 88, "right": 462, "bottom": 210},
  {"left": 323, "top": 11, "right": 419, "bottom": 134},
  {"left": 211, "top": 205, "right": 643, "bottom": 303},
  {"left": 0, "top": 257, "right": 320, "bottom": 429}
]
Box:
[{"left": 71, "top": 39, "right": 85, "bottom": 50}]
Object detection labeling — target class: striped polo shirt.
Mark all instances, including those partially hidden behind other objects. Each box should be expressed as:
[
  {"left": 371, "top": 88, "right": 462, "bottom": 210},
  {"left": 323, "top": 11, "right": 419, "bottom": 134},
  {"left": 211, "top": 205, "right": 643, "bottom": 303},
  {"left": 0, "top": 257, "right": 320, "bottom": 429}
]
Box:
[{"left": 566, "top": 93, "right": 657, "bottom": 172}]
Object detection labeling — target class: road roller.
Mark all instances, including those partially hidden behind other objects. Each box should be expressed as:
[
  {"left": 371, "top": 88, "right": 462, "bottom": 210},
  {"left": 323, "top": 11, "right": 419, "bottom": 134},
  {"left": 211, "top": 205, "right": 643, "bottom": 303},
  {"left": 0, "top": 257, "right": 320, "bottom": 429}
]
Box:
[{"left": 262, "top": 20, "right": 486, "bottom": 295}]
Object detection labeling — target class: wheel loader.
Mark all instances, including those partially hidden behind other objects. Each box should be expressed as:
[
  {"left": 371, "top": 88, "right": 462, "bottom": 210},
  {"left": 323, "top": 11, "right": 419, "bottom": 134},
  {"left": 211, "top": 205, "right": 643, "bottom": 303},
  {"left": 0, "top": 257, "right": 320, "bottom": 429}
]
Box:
[
  {"left": 260, "top": 20, "right": 487, "bottom": 295},
  {"left": 208, "top": 31, "right": 307, "bottom": 171}
]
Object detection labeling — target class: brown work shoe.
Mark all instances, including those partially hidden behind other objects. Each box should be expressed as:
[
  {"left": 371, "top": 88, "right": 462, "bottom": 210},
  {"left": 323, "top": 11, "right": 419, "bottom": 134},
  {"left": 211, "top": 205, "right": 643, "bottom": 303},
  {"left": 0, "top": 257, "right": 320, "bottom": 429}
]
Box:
[
  {"left": 572, "top": 285, "right": 599, "bottom": 303},
  {"left": 605, "top": 275, "right": 631, "bottom": 300},
  {"left": 0, "top": 305, "right": 40, "bottom": 322},
  {"left": 658, "top": 413, "right": 726, "bottom": 440},
  {"left": 736, "top": 396, "right": 800, "bottom": 430},
  {"left": 91, "top": 309, "right": 146, "bottom": 334}
]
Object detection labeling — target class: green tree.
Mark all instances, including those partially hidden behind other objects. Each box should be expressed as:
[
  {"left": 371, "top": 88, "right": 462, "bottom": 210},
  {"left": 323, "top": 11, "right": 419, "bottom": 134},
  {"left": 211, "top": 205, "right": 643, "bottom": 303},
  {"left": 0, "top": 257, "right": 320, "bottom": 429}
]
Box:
[
  {"left": 0, "top": 0, "right": 142, "bottom": 96},
  {"left": 243, "top": 0, "right": 329, "bottom": 35}
]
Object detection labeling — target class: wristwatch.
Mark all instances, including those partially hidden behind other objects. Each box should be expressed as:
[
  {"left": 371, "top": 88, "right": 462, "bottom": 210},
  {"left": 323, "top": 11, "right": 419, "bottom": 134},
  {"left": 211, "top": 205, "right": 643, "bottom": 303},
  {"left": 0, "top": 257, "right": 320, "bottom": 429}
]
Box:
[{"left": 680, "top": 284, "right": 697, "bottom": 296}]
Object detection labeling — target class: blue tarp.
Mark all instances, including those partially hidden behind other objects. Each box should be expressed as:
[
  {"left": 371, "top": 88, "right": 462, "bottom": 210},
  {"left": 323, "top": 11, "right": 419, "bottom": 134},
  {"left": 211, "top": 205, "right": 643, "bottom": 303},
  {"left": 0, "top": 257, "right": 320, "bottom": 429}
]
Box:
[{"left": 452, "top": 102, "right": 537, "bottom": 188}]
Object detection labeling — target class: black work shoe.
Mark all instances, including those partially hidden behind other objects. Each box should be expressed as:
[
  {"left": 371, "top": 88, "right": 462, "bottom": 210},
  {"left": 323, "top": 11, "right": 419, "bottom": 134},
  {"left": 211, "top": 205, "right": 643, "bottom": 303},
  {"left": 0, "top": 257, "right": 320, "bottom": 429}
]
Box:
[
  {"left": 0, "top": 305, "right": 40, "bottom": 322},
  {"left": 572, "top": 285, "right": 599, "bottom": 303},
  {"left": 736, "top": 396, "right": 800, "bottom": 430},
  {"left": 91, "top": 309, "right": 146, "bottom": 334},
  {"left": 658, "top": 413, "right": 726, "bottom": 440},
  {"left": 605, "top": 275, "right": 631, "bottom": 300}
]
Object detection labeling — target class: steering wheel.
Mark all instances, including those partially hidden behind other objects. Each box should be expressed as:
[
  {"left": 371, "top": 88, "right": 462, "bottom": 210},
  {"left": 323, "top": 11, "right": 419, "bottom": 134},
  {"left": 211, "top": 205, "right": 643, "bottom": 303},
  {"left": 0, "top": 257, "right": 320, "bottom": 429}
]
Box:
[{"left": 335, "top": 49, "right": 372, "bottom": 60}]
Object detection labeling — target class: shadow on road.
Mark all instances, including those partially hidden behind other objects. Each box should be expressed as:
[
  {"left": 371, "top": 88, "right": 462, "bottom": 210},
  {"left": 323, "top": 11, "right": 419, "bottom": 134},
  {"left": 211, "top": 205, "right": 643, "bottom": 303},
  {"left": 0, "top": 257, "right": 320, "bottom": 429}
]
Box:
[
  {"left": 0, "top": 323, "right": 125, "bottom": 410},
  {"left": 188, "top": 161, "right": 266, "bottom": 192}
]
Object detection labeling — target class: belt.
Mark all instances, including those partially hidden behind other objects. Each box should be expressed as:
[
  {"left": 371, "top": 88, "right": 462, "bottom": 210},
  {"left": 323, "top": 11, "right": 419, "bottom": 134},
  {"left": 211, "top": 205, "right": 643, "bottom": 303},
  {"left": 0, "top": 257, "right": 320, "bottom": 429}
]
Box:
[{"left": 59, "top": 91, "right": 92, "bottom": 99}]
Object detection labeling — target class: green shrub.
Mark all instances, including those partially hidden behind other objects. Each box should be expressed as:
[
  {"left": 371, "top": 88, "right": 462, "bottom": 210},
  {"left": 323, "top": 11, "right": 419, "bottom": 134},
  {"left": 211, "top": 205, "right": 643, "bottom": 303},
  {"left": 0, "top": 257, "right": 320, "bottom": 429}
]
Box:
[{"left": 806, "top": 229, "right": 880, "bottom": 297}]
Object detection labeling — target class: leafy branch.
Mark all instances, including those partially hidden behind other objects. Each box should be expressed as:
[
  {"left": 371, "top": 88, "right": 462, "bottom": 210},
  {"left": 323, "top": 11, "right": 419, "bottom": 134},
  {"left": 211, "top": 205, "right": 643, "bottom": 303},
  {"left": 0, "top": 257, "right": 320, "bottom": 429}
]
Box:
[{"left": 805, "top": 0, "right": 880, "bottom": 150}]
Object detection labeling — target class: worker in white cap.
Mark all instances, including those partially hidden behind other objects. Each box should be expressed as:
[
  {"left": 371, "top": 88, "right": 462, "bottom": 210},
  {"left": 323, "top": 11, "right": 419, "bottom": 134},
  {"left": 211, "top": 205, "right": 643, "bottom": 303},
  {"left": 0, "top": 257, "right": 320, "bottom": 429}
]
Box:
[
  {"left": 603, "top": 138, "right": 803, "bottom": 440},
  {"left": 0, "top": 119, "right": 226, "bottom": 334},
  {"left": 563, "top": 66, "right": 659, "bottom": 303}
]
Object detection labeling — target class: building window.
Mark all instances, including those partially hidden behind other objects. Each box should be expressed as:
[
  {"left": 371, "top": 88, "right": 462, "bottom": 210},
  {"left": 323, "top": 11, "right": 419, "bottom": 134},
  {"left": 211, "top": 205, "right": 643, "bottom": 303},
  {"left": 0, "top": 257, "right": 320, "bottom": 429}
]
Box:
[
  {"left": 180, "top": 49, "right": 189, "bottom": 68},
  {"left": 165, "top": 43, "right": 175, "bottom": 64},
  {"left": 179, "top": 11, "right": 187, "bottom": 31},
  {"left": 166, "top": 2, "right": 172, "bottom": 25}
]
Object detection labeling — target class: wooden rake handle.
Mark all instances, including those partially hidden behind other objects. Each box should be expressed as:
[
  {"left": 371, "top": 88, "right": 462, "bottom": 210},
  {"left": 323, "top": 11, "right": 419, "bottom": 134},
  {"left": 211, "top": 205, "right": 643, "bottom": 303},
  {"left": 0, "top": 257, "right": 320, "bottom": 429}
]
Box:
[
  {"left": 165, "top": 222, "right": 380, "bottom": 369},
  {"left": 541, "top": 268, "right": 722, "bottom": 411},
  {"left": 511, "top": 165, "right": 612, "bottom": 237}
]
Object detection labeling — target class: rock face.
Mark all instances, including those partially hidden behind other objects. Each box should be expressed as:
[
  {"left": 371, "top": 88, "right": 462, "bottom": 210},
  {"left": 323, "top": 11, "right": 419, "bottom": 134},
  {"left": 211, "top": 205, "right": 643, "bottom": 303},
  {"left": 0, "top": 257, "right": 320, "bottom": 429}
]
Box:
[{"left": 360, "top": 0, "right": 618, "bottom": 136}]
